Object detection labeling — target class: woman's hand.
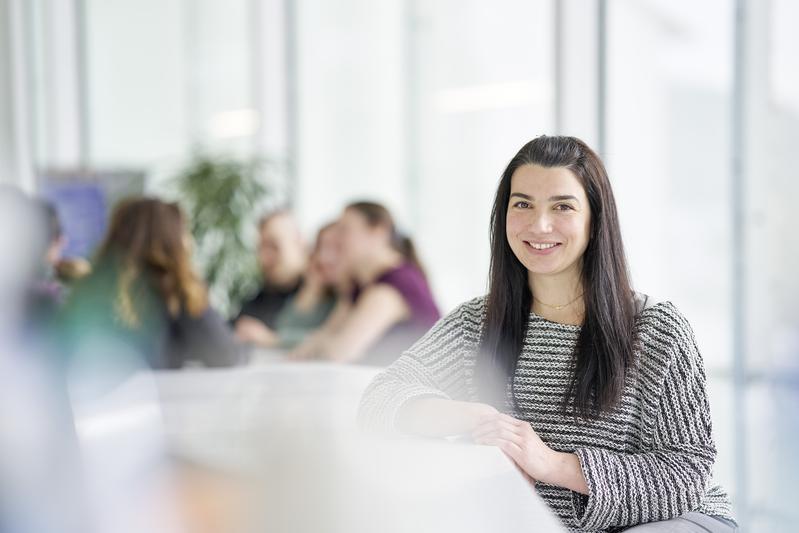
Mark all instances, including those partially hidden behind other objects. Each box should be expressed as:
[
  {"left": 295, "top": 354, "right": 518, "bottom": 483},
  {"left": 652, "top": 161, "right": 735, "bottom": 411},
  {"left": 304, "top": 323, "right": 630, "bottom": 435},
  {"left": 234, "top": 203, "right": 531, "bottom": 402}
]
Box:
[
  {"left": 288, "top": 329, "right": 328, "bottom": 360},
  {"left": 234, "top": 316, "right": 278, "bottom": 347},
  {"left": 473, "top": 413, "right": 553, "bottom": 483},
  {"left": 472, "top": 412, "right": 588, "bottom": 494},
  {"left": 287, "top": 337, "right": 316, "bottom": 360}
]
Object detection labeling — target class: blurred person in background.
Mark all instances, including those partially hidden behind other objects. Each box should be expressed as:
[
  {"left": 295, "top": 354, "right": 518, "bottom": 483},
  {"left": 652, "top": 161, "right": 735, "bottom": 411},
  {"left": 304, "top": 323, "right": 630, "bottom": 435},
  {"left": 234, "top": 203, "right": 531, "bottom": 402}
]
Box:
[
  {"left": 359, "top": 136, "right": 736, "bottom": 532},
  {"left": 234, "top": 209, "right": 307, "bottom": 338},
  {"left": 0, "top": 186, "right": 40, "bottom": 332},
  {"left": 291, "top": 201, "right": 439, "bottom": 366},
  {"left": 236, "top": 221, "right": 343, "bottom": 349},
  {"left": 59, "top": 197, "right": 245, "bottom": 371},
  {"left": 35, "top": 200, "right": 91, "bottom": 293},
  {"left": 23, "top": 199, "right": 68, "bottom": 327},
  {"left": 0, "top": 186, "right": 89, "bottom": 533},
  {"left": 39, "top": 201, "right": 66, "bottom": 273},
  {"left": 18, "top": 200, "right": 66, "bottom": 333},
  {"left": 0, "top": 190, "right": 69, "bottom": 331}
]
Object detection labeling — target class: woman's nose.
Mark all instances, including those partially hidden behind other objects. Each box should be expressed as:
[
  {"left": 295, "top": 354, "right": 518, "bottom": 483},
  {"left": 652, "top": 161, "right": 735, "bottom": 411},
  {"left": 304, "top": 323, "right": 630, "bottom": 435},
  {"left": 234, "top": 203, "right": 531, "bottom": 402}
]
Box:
[{"left": 527, "top": 211, "right": 553, "bottom": 233}]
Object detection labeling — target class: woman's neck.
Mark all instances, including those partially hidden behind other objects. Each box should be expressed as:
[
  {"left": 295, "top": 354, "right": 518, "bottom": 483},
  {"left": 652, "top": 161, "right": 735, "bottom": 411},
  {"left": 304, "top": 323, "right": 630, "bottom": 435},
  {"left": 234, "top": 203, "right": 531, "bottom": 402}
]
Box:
[
  {"left": 528, "top": 268, "right": 585, "bottom": 326},
  {"left": 353, "top": 248, "right": 404, "bottom": 286}
]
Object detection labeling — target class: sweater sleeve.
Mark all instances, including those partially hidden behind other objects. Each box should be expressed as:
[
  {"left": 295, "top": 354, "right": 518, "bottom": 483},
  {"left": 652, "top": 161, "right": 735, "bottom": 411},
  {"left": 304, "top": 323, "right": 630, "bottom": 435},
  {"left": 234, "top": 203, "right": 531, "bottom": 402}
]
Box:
[
  {"left": 571, "top": 304, "right": 717, "bottom": 530},
  {"left": 357, "top": 298, "right": 480, "bottom": 434}
]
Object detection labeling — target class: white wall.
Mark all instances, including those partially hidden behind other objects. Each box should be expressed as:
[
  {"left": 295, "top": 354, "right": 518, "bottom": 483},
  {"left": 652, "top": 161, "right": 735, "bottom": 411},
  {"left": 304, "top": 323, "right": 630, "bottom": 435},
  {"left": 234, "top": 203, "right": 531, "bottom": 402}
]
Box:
[{"left": 293, "top": 0, "right": 408, "bottom": 245}]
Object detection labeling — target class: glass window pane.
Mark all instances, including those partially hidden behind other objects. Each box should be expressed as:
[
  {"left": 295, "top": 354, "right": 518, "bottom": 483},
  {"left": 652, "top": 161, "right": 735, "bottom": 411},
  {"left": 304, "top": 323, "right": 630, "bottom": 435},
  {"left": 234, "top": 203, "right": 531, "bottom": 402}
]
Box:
[{"left": 414, "top": 0, "right": 556, "bottom": 309}]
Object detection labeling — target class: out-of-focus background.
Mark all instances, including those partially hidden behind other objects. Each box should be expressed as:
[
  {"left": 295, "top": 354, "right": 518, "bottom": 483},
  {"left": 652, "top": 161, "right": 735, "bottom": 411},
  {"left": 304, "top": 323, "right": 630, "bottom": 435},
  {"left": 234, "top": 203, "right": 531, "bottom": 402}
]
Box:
[{"left": 0, "top": 0, "right": 797, "bottom": 531}]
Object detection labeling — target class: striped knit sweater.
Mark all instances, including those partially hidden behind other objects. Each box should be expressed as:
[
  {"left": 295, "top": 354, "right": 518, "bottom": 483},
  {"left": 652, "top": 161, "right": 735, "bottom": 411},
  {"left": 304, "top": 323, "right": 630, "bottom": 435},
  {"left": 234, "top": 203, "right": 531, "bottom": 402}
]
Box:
[{"left": 357, "top": 294, "right": 734, "bottom": 532}]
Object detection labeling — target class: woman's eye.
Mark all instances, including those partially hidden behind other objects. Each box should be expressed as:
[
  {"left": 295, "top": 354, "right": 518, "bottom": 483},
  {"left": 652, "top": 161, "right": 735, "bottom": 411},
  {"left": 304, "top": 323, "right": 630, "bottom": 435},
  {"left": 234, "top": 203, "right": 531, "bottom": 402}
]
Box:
[
  {"left": 513, "top": 201, "right": 530, "bottom": 209},
  {"left": 555, "top": 204, "right": 574, "bottom": 211}
]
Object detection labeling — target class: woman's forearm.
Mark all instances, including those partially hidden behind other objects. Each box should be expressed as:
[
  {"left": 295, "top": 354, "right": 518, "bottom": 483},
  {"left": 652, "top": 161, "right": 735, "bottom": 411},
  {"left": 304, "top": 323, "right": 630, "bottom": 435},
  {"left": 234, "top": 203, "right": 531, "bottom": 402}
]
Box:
[
  {"left": 293, "top": 283, "right": 325, "bottom": 313},
  {"left": 544, "top": 452, "right": 589, "bottom": 495},
  {"left": 396, "top": 398, "right": 498, "bottom": 438}
]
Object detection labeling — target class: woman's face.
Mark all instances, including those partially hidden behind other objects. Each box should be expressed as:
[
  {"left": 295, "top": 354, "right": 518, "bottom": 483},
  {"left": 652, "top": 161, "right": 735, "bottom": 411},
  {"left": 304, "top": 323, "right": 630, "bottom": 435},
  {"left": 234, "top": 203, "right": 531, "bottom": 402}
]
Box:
[
  {"left": 337, "top": 209, "right": 378, "bottom": 269},
  {"left": 257, "top": 213, "right": 306, "bottom": 285},
  {"left": 505, "top": 164, "right": 591, "bottom": 279},
  {"left": 313, "top": 226, "right": 343, "bottom": 284}
]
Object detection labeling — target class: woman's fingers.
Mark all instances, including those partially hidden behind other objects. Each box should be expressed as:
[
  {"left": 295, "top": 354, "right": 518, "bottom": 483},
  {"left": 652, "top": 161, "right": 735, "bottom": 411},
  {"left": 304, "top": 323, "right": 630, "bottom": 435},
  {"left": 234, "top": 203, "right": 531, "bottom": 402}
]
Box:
[
  {"left": 478, "top": 436, "right": 524, "bottom": 457},
  {"left": 472, "top": 412, "right": 527, "bottom": 432},
  {"left": 497, "top": 412, "right": 525, "bottom": 426},
  {"left": 473, "top": 428, "right": 523, "bottom": 447},
  {"left": 470, "top": 403, "right": 500, "bottom": 427},
  {"left": 472, "top": 418, "right": 522, "bottom": 440},
  {"left": 471, "top": 412, "right": 552, "bottom": 485},
  {"left": 475, "top": 433, "right": 533, "bottom": 477},
  {"left": 472, "top": 412, "right": 532, "bottom": 437}
]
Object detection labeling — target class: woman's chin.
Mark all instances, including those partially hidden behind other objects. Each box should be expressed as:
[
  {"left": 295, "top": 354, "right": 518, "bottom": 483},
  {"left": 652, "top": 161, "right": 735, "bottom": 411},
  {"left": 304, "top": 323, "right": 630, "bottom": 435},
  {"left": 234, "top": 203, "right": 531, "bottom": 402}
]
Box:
[
  {"left": 527, "top": 266, "right": 561, "bottom": 277},
  {"left": 520, "top": 258, "right": 576, "bottom": 278}
]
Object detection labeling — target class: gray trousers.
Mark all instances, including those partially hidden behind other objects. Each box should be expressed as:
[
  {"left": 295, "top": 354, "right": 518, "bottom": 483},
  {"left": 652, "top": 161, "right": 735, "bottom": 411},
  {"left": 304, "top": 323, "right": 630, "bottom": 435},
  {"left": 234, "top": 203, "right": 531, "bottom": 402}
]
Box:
[{"left": 623, "top": 512, "right": 738, "bottom": 532}]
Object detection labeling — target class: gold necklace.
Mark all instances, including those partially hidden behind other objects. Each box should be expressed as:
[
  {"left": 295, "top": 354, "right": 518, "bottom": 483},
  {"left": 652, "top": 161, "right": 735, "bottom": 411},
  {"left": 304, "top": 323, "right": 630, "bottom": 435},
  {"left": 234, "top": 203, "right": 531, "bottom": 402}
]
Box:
[{"left": 534, "top": 292, "right": 584, "bottom": 311}]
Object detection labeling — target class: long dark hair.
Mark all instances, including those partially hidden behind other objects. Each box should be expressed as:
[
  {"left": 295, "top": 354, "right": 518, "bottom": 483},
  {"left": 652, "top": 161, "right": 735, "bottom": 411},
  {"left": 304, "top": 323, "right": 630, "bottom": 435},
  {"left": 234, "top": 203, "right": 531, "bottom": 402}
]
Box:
[
  {"left": 346, "top": 201, "right": 427, "bottom": 281},
  {"left": 478, "top": 136, "right": 637, "bottom": 418}
]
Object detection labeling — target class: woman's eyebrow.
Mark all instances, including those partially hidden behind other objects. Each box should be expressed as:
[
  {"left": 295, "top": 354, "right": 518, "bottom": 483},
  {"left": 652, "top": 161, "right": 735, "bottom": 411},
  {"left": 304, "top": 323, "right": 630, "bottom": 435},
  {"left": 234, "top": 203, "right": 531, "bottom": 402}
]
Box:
[
  {"left": 549, "top": 195, "right": 579, "bottom": 202},
  {"left": 510, "top": 192, "right": 580, "bottom": 203}
]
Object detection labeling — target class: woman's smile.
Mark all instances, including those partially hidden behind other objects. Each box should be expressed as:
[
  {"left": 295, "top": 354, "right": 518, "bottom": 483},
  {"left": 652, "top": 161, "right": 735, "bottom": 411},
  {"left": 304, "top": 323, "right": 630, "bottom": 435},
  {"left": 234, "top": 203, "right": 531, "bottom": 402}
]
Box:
[{"left": 523, "top": 240, "right": 563, "bottom": 254}]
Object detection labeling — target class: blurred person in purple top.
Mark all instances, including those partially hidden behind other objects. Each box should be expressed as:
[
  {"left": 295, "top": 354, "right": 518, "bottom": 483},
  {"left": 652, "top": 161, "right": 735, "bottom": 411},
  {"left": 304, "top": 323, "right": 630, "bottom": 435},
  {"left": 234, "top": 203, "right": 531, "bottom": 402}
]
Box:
[{"left": 291, "top": 201, "right": 440, "bottom": 365}]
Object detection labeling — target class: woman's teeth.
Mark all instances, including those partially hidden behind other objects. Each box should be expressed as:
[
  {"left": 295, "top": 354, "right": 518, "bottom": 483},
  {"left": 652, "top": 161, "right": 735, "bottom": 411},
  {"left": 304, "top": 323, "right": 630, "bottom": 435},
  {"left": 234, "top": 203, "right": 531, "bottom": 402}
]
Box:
[{"left": 527, "top": 242, "right": 559, "bottom": 250}]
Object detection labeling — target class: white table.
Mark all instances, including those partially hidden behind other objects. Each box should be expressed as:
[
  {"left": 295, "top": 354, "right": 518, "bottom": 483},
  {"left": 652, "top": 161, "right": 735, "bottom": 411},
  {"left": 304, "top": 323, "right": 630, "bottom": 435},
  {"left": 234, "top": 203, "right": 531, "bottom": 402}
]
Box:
[{"left": 72, "top": 359, "right": 566, "bottom": 533}]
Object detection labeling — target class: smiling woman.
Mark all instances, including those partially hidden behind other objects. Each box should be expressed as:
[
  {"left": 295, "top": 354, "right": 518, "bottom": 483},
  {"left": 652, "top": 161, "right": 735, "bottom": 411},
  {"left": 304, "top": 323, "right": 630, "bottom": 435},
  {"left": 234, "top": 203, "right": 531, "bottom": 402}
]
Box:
[
  {"left": 358, "top": 136, "right": 737, "bottom": 532},
  {"left": 480, "top": 136, "right": 636, "bottom": 416},
  {"left": 505, "top": 168, "right": 591, "bottom": 319},
  {"left": 508, "top": 184, "right": 588, "bottom": 257}
]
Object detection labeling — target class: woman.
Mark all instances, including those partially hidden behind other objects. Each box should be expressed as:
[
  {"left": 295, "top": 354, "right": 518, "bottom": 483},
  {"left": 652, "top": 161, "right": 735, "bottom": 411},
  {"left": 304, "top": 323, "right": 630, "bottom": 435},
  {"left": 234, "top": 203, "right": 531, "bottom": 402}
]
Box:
[
  {"left": 358, "top": 137, "right": 736, "bottom": 532},
  {"left": 291, "top": 201, "right": 440, "bottom": 365},
  {"left": 235, "top": 222, "right": 341, "bottom": 349},
  {"left": 60, "top": 197, "right": 244, "bottom": 370}
]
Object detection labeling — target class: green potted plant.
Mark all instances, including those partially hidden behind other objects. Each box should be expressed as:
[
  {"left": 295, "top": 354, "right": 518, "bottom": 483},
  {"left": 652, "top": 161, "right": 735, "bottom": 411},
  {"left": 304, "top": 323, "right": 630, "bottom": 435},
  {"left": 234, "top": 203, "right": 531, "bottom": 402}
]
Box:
[{"left": 172, "top": 154, "right": 274, "bottom": 317}]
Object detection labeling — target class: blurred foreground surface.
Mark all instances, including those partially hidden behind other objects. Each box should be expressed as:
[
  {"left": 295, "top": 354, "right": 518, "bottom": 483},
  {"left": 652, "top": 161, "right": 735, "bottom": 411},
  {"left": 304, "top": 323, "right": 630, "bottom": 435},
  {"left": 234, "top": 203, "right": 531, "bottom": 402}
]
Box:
[{"left": 70, "top": 359, "right": 566, "bottom": 533}]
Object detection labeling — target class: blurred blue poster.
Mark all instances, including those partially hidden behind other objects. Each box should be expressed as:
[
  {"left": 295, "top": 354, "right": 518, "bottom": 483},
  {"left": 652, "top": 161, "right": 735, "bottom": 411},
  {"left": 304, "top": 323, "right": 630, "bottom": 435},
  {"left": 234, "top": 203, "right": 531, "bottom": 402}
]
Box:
[
  {"left": 39, "top": 169, "right": 144, "bottom": 259},
  {"left": 41, "top": 182, "right": 107, "bottom": 259}
]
